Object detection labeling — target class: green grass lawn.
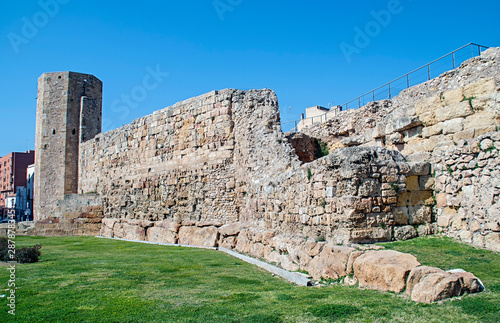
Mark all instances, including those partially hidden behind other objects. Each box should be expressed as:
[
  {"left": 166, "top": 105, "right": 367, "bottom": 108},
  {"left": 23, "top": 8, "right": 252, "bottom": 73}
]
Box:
[{"left": 0, "top": 235, "right": 498, "bottom": 322}]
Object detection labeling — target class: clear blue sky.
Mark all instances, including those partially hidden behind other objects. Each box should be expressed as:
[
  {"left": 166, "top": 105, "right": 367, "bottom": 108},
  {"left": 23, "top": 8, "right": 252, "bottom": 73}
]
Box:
[{"left": 1, "top": 0, "right": 498, "bottom": 156}]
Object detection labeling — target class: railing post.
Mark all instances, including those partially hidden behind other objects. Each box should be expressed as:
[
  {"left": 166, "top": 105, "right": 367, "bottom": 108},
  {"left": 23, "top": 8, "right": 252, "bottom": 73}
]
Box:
[
  {"left": 389, "top": 83, "right": 391, "bottom": 99},
  {"left": 452, "top": 52, "right": 455, "bottom": 69},
  {"left": 358, "top": 97, "right": 361, "bottom": 108},
  {"left": 471, "top": 44, "right": 474, "bottom": 58},
  {"left": 406, "top": 74, "right": 410, "bottom": 88},
  {"left": 427, "top": 65, "right": 431, "bottom": 80},
  {"left": 478, "top": 44, "right": 482, "bottom": 55}
]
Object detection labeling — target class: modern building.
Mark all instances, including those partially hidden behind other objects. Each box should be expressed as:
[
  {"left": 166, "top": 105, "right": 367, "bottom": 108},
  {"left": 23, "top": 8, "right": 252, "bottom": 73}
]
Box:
[
  {"left": 296, "top": 105, "right": 342, "bottom": 131},
  {"left": 0, "top": 150, "right": 35, "bottom": 208}
]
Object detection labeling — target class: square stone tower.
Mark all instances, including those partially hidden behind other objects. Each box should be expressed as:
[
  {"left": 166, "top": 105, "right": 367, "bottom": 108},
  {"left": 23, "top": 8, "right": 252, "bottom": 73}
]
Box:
[{"left": 34, "top": 72, "right": 102, "bottom": 221}]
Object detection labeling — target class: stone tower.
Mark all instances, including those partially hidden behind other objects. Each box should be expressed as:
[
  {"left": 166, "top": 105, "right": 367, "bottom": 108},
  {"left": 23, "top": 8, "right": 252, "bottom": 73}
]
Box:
[{"left": 34, "top": 72, "right": 102, "bottom": 221}]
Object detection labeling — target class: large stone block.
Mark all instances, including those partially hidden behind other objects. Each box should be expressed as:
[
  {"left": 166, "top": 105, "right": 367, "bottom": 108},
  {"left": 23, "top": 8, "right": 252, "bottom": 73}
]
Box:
[
  {"left": 349, "top": 228, "right": 392, "bottom": 243},
  {"left": 442, "top": 118, "right": 464, "bottom": 135},
  {"left": 178, "top": 226, "right": 218, "bottom": 247},
  {"left": 463, "top": 78, "right": 497, "bottom": 98},
  {"left": 308, "top": 244, "right": 355, "bottom": 280},
  {"left": 353, "top": 250, "right": 421, "bottom": 293},
  {"left": 410, "top": 271, "right": 484, "bottom": 303},
  {"left": 394, "top": 225, "right": 418, "bottom": 241},
  {"left": 406, "top": 266, "right": 445, "bottom": 296},
  {"left": 415, "top": 95, "right": 442, "bottom": 115},
  {"left": 435, "top": 102, "right": 474, "bottom": 123},
  {"left": 113, "top": 222, "right": 146, "bottom": 241},
  {"left": 146, "top": 226, "right": 177, "bottom": 244}
]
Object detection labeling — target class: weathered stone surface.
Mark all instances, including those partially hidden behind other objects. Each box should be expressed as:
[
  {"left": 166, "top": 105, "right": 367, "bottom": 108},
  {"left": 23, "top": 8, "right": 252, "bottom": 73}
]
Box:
[
  {"left": 113, "top": 223, "right": 146, "bottom": 241},
  {"left": 178, "top": 226, "right": 218, "bottom": 247},
  {"left": 308, "top": 244, "right": 355, "bottom": 280},
  {"left": 410, "top": 270, "right": 484, "bottom": 303},
  {"left": 219, "top": 222, "right": 243, "bottom": 237},
  {"left": 394, "top": 225, "right": 418, "bottom": 241},
  {"left": 146, "top": 226, "right": 177, "bottom": 244},
  {"left": 353, "top": 250, "right": 421, "bottom": 293},
  {"left": 406, "top": 266, "right": 445, "bottom": 296}
]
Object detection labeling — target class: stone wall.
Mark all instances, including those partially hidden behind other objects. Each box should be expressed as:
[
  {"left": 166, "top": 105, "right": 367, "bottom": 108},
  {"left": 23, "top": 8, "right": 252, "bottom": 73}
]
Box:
[
  {"left": 32, "top": 194, "right": 103, "bottom": 236},
  {"left": 294, "top": 47, "right": 500, "bottom": 251},
  {"left": 77, "top": 86, "right": 432, "bottom": 253},
  {"left": 433, "top": 133, "right": 500, "bottom": 251}
]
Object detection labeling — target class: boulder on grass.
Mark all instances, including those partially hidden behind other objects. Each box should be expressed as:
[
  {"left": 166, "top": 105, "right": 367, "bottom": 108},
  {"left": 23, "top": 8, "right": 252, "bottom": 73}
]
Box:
[{"left": 353, "top": 250, "right": 420, "bottom": 293}]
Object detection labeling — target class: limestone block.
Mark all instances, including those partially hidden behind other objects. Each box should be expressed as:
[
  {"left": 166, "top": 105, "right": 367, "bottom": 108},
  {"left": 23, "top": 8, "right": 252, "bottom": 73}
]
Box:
[
  {"left": 422, "top": 123, "right": 443, "bottom": 138},
  {"left": 415, "top": 95, "right": 442, "bottom": 114},
  {"left": 249, "top": 242, "right": 265, "bottom": 259},
  {"left": 463, "top": 78, "right": 497, "bottom": 98},
  {"left": 394, "top": 225, "right": 418, "bottom": 241},
  {"left": 419, "top": 111, "right": 437, "bottom": 126},
  {"left": 410, "top": 271, "right": 483, "bottom": 303},
  {"left": 178, "top": 226, "right": 218, "bottom": 247},
  {"left": 409, "top": 205, "right": 432, "bottom": 225},
  {"left": 113, "top": 222, "right": 146, "bottom": 241},
  {"left": 156, "top": 220, "right": 181, "bottom": 233},
  {"left": 146, "top": 226, "right": 177, "bottom": 244},
  {"left": 220, "top": 236, "right": 237, "bottom": 249},
  {"left": 349, "top": 227, "right": 392, "bottom": 243},
  {"left": 435, "top": 102, "right": 473, "bottom": 123},
  {"left": 434, "top": 192, "right": 447, "bottom": 208},
  {"left": 219, "top": 222, "right": 243, "bottom": 236},
  {"left": 386, "top": 117, "right": 421, "bottom": 134},
  {"left": 341, "top": 135, "right": 365, "bottom": 147},
  {"left": 464, "top": 111, "right": 495, "bottom": 130},
  {"left": 353, "top": 250, "right": 420, "bottom": 293},
  {"left": 485, "top": 232, "right": 500, "bottom": 252},
  {"left": 474, "top": 125, "right": 497, "bottom": 137},
  {"left": 417, "top": 223, "right": 437, "bottom": 236},
  {"left": 406, "top": 266, "right": 445, "bottom": 296},
  {"left": 452, "top": 129, "right": 475, "bottom": 142},
  {"left": 441, "top": 88, "right": 464, "bottom": 106},
  {"left": 407, "top": 162, "right": 430, "bottom": 176},
  {"left": 442, "top": 118, "right": 464, "bottom": 135},
  {"left": 307, "top": 244, "right": 355, "bottom": 280},
  {"left": 281, "top": 255, "right": 300, "bottom": 272}
]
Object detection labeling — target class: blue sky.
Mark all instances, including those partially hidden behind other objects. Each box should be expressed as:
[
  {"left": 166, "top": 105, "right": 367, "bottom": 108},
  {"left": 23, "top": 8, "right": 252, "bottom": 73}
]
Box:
[{"left": 0, "top": 0, "right": 499, "bottom": 156}]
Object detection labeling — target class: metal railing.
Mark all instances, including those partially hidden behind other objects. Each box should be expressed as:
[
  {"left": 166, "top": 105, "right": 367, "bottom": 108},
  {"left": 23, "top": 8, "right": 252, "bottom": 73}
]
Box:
[{"left": 281, "top": 43, "right": 489, "bottom": 132}]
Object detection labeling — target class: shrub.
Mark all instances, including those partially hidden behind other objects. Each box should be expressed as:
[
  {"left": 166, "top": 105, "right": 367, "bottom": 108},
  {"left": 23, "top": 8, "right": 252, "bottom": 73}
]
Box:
[
  {"left": 16, "top": 244, "right": 42, "bottom": 263},
  {"left": 0, "top": 237, "right": 9, "bottom": 261},
  {"left": 315, "top": 140, "right": 329, "bottom": 159},
  {"left": 0, "top": 237, "right": 42, "bottom": 263}
]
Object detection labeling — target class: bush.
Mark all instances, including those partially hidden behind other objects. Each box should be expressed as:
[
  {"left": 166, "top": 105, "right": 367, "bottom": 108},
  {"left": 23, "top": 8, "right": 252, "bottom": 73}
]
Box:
[
  {"left": 0, "top": 237, "right": 9, "bottom": 261},
  {"left": 0, "top": 237, "right": 42, "bottom": 263},
  {"left": 16, "top": 244, "right": 42, "bottom": 263}
]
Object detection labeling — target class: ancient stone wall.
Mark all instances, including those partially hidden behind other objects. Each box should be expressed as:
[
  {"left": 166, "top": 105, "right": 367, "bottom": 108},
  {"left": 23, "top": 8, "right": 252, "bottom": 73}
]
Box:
[
  {"left": 433, "top": 133, "right": 500, "bottom": 251},
  {"left": 79, "top": 89, "right": 241, "bottom": 225},
  {"left": 295, "top": 47, "right": 500, "bottom": 251},
  {"left": 77, "top": 85, "right": 431, "bottom": 252}
]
